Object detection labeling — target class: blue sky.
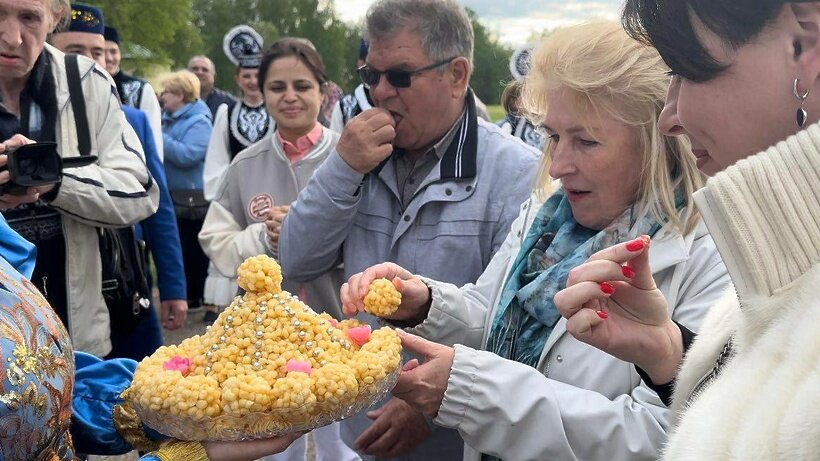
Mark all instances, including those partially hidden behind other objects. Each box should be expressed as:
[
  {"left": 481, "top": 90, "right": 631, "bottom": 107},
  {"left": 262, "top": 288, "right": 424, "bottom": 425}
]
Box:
[{"left": 333, "top": 0, "right": 623, "bottom": 47}]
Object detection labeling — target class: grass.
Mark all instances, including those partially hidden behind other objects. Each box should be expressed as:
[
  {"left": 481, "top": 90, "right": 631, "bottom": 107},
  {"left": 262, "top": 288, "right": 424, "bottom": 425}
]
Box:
[{"left": 487, "top": 104, "right": 506, "bottom": 122}]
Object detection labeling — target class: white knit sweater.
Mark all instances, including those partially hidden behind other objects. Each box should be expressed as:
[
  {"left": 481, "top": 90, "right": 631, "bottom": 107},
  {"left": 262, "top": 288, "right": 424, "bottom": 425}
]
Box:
[{"left": 663, "top": 122, "right": 820, "bottom": 460}]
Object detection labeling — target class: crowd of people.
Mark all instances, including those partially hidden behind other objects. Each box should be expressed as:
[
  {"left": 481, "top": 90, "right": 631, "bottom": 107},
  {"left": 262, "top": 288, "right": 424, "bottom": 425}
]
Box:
[{"left": 0, "top": 0, "right": 818, "bottom": 460}]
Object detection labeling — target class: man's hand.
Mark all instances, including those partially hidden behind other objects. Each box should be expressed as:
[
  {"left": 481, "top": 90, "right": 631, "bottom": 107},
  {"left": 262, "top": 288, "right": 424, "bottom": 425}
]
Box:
[
  {"left": 354, "top": 397, "right": 432, "bottom": 458},
  {"left": 0, "top": 135, "right": 54, "bottom": 210},
  {"left": 160, "top": 299, "right": 188, "bottom": 330},
  {"left": 337, "top": 108, "right": 396, "bottom": 174},
  {"left": 265, "top": 205, "right": 289, "bottom": 248},
  {"left": 340, "top": 262, "right": 431, "bottom": 321}
]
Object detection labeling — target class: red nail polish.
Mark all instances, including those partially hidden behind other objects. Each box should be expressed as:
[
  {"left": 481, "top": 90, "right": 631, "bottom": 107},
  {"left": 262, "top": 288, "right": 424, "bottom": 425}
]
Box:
[
  {"left": 596, "top": 310, "right": 609, "bottom": 319},
  {"left": 622, "top": 266, "right": 635, "bottom": 278},
  {"left": 600, "top": 282, "right": 615, "bottom": 295},
  {"left": 626, "top": 239, "right": 645, "bottom": 252}
]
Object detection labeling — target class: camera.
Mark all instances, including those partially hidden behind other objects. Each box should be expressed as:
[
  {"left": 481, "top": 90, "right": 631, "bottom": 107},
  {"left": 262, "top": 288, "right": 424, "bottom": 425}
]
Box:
[{"left": 0, "top": 142, "right": 97, "bottom": 195}]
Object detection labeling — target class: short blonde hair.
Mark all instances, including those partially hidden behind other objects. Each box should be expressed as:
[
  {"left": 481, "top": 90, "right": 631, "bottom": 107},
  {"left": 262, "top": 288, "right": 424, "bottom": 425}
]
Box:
[
  {"left": 522, "top": 21, "right": 704, "bottom": 235},
  {"left": 161, "top": 70, "right": 201, "bottom": 103}
]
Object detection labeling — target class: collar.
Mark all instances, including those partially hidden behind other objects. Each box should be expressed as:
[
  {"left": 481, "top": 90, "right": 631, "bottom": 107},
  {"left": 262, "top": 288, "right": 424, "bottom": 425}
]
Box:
[
  {"left": 0, "top": 50, "right": 48, "bottom": 109},
  {"left": 373, "top": 87, "right": 479, "bottom": 180},
  {"left": 354, "top": 84, "right": 373, "bottom": 111},
  {"left": 112, "top": 70, "right": 142, "bottom": 83},
  {"left": 276, "top": 122, "right": 323, "bottom": 163},
  {"left": 166, "top": 101, "right": 197, "bottom": 120},
  {"left": 693, "top": 120, "right": 820, "bottom": 303},
  {"left": 396, "top": 107, "right": 463, "bottom": 165}
]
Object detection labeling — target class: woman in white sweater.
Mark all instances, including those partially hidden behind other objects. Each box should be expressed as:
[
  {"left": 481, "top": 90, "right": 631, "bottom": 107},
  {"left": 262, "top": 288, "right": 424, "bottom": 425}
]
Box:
[
  {"left": 198, "top": 38, "right": 354, "bottom": 461},
  {"left": 554, "top": 1, "right": 820, "bottom": 459},
  {"left": 340, "top": 23, "right": 730, "bottom": 461}
]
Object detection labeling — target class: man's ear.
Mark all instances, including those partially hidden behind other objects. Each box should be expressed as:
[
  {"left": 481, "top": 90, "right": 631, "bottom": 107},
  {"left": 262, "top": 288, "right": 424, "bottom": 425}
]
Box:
[
  {"left": 449, "top": 57, "right": 471, "bottom": 98},
  {"left": 790, "top": 3, "right": 820, "bottom": 85}
]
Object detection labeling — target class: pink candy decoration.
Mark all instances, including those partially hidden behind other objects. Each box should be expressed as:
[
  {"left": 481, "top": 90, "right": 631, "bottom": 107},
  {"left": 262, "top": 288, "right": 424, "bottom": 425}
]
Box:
[
  {"left": 347, "top": 325, "right": 372, "bottom": 347},
  {"left": 163, "top": 356, "right": 191, "bottom": 376},
  {"left": 328, "top": 318, "right": 339, "bottom": 327},
  {"left": 287, "top": 359, "right": 313, "bottom": 375}
]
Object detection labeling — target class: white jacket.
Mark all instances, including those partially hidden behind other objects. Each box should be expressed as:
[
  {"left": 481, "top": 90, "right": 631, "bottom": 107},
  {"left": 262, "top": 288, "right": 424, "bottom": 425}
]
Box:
[
  {"left": 410, "top": 193, "right": 730, "bottom": 461},
  {"left": 199, "top": 127, "right": 344, "bottom": 319},
  {"left": 43, "top": 46, "right": 159, "bottom": 356},
  {"left": 202, "top": 103, "right": 231, "bottom": 201},
  {"left": 663, "top": 122, "right": 820, "bottom": 460}
]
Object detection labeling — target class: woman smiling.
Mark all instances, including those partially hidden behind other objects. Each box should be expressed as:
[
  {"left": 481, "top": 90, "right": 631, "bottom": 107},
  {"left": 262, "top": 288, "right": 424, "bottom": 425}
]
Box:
[{"left": 555, "top": 2, "right": 820, "bottom": 459}]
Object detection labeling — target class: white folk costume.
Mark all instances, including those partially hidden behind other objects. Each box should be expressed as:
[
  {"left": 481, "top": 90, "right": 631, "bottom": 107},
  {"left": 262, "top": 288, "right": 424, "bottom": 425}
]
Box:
[
  {"left": 202, "top": 25, "right": 272, "bottom": 314},
  {"left": 203, "top": 25, "right": 271, "bottom": 201}
]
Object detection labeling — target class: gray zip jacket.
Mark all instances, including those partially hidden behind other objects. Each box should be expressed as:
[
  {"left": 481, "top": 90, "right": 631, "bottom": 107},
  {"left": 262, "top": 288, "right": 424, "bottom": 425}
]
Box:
[{"left": 279, "top": 98, "right": 540, "bottom": 460}]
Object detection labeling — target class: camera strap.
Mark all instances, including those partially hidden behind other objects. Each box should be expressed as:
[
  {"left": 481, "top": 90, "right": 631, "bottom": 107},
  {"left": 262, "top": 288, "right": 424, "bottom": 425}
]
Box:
[
  {"left": 64, "top": 55, "right": 151, "bottom": 328},
  {"left": 64, "top": 54, "right": 91, "bottom": 158}
]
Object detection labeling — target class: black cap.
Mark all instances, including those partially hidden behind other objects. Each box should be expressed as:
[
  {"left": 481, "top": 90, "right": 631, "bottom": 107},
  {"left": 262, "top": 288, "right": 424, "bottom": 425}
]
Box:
[{"left": 104, "top": 25, "right": 120, "bottom": 44}]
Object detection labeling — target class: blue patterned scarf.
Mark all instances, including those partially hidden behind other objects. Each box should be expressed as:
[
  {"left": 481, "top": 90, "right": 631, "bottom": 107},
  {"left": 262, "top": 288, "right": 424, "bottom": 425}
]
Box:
[{"left": 485, "top": 188, "right": 666, "bottom": 367}]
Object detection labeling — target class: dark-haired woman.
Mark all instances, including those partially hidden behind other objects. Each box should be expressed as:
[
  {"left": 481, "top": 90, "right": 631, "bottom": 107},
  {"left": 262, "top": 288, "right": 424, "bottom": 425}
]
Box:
[
  {"left": 555, "top": 2, "right": 820, "bottom": 459},
  {"left": 198, "top": 38, "right": 357, "bottom": 461}
]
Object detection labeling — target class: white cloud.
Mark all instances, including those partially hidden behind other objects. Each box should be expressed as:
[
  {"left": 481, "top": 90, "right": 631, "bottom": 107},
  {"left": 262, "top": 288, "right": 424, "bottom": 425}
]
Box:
[{"left": 332, "top": 0, "right": 621, "bottom": 46}]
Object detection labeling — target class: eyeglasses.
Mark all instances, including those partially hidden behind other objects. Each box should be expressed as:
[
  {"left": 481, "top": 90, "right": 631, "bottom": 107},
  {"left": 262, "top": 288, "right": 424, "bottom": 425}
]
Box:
[{"left": 357, "top": 57, "right": 457, "bottom": 89}]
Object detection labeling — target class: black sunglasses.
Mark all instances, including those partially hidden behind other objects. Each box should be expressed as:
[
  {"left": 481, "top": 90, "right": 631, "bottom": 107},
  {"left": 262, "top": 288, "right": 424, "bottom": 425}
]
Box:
[{"left": 358, "top": 57, "right": 457, "bottom": 89}]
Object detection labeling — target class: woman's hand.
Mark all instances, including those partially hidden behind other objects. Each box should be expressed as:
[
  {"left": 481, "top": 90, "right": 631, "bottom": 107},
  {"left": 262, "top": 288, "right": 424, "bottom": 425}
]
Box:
[
  {"left": 340, "top": 262, "right": 431, "bottom": 322},
  {"left": 265, "top": 205, "right": 289, "bottom": 247},
  {"left": 203, "top": 431, "right": 306, "bottom": 461},
  {"left": 390, "top": 330, "right": 454, "bottom": 418},
  {"left": 554, "top": 236, "right": 683, "bottom": 384}
]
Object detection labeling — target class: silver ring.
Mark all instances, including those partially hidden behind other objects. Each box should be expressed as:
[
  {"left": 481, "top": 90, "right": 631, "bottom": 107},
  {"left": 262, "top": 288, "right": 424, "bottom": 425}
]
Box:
[{"left": 794, "top": 78, "right": 810, "bottom": 100}]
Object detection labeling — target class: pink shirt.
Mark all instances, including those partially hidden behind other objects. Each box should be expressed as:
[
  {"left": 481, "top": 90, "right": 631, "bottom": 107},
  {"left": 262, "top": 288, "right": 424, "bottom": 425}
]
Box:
[{"left": 276, "top": 123, "right": 323, "bottom": 165}]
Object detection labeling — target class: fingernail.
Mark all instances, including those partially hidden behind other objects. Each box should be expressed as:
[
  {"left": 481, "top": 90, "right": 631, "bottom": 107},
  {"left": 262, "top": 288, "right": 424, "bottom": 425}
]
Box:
[
  {"left": 621, "top": 266, "right": 635, "bottom": 278},
  {"left": 600, "top": 282, "right": 615, "bottom": 295},
  {"left": 626, "top": 239, "right": 645, "bottom": 252},
  {"left": 596, "top": 310, "right": 609, "bottom": 319}
]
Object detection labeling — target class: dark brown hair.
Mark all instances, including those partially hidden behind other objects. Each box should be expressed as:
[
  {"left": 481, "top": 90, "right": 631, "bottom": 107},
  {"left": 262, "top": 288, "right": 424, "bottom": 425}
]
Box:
[
  {"left": 622, "top": 0, "right": 788, "bottom": 82},
  {"left": 258, "top": 38, "right": 328, "bottom": 92}
]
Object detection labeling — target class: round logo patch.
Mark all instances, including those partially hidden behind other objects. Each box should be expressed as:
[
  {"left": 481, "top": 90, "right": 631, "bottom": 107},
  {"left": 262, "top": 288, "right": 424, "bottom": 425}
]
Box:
[{"left": 248, "top": 193, "right": 273, "bottom": 221}]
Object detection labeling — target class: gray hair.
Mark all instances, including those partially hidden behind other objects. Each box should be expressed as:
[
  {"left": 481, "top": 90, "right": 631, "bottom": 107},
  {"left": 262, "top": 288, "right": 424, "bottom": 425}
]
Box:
[
  {"left": 50, "top": 0, "right": 71, "bottom": 33},
  {"left": 188, "top": 55, "right": 216, "bottom": 74},
  {"left": 363, "top": 0, "right": 474, "bottom": 69}
]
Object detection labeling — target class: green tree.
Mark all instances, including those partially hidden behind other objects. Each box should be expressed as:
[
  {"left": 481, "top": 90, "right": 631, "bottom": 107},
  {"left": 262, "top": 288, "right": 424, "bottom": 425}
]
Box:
[
  {"left": 83, "top": 0, "right": 200, "bottom": 74},
  {"left": 468, "top": 9, "right": 512, "bottom": 106},
  {"left": 190, "top": 0, "right": 359, "bottom": 95}
]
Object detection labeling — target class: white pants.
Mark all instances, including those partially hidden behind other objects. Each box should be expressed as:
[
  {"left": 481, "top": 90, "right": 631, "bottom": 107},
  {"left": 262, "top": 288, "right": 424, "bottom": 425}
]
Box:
[{"left": 258, "top": 422, "right": 360, "bottom": 461}]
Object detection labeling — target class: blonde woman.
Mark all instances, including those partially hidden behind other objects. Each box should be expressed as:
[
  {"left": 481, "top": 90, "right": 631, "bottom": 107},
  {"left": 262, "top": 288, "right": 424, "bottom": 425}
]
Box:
[
  {"left": 339, "top": 22, "right": 730, "bottom": 460},
  {"left": 160, "top": 70, "right": 213, "bottom": 313}
]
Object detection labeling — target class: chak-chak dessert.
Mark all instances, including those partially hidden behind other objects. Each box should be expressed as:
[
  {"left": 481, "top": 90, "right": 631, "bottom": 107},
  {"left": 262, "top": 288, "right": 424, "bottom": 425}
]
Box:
[{"left": 124, "top": 256, "right": 401, "bottom": 441}]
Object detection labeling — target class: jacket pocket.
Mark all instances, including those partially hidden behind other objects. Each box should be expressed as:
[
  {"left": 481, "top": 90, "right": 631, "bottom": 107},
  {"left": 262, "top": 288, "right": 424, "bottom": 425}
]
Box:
[{"left": 352, "top": 210, "right": 397, "bottom": 237}]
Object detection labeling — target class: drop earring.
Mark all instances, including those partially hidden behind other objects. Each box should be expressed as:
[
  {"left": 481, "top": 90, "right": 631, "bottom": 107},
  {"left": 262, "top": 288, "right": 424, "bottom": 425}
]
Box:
[{"left": 794, "top": 78, "right": 810, "bottom": 128}]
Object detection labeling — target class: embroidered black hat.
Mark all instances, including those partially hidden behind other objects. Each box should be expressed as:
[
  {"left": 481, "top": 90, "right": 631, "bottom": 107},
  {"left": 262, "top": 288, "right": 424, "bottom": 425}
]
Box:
[
  {"left": 104, "top": 25, "right": 120, "bottom": 44},
  {"left": 223, "top": 25, "right": 264, "bottom": 68}
]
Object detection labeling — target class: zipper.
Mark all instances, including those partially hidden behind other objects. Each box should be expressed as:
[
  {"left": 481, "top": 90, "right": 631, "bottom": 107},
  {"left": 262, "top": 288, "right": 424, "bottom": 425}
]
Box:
[
  {"left": 690, "top": 284, "right": 741, "bottom": 401},
  {"left": 690, "top": 338, "right": 734, "bottom": 399}
]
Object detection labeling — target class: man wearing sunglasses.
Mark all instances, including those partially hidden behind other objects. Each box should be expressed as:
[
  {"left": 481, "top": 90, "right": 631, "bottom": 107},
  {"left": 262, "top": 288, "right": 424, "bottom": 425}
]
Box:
[{"left": 279, "top": 1, "right": 539, "bottom": 459}]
